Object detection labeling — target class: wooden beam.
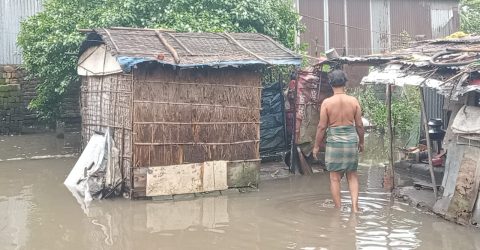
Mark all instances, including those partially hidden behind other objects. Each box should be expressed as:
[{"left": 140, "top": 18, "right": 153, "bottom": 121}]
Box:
[
  {"left": 102, "top": 28, "right": 120, "bottom": 52},
  {"left": 385, "top": 83, "right": 395, "bottom": 191},
  {"left": 290, "top": 68, "right": 300, "bottom": 174},
  {"left": 154, "top": 30, "right": 181, "bottom": 64},
  {"left": 164, "top": 32, "right": 193, "bottom": 55}
]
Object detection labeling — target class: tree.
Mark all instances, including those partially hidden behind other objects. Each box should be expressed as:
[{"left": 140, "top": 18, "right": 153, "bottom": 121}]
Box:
[
  {"left": 460, "top": 0, "right": 480, "bottom": 34},
  {"left": 18, "top": 0, "right": 301, "bottom": 120}
]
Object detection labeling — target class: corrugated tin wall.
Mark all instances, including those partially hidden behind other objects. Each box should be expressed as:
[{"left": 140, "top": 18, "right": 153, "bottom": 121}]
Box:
[
  {"left": 390, "top": 0, "right": 433, "bottom": 40},
  {"left": 423, "top": 87, "right": 449, "bottom": 128},
  {"left": 299, "top": 0, "right": 459, "bottom": 57},
  {"left": 0, "top": 0, "right": 43, "bottom": 64},
  {"left": 299, "top": 0, "right": 325, "bottom": 57},
  {"left": 370, "top": 0, "right": 391, "bottom": 54},
  {"left": 431, "top": 0, "right": 460, "bottom": 38},
  {"left": 328, "top": 0, "right": 346, "bottom": 55},
  {"left": 346, "top": 0, "right": 371, "bottom": 56}
]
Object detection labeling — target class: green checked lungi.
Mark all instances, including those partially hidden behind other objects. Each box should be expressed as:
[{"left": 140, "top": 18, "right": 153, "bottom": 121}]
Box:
[{"left": 325, "top": 125, "right": 359, "bottom": 172}]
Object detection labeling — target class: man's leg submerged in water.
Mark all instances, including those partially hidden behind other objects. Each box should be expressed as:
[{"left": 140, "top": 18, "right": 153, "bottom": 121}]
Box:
[
  {"left": 329, "top": 171, "right": 342, "bottom": 208},
  {"left": 346, "top": 171, "right": 360, "bottom": 212}
]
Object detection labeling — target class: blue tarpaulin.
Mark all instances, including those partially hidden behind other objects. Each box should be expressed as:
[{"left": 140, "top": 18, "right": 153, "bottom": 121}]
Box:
[{"left": 117, "top": 56, "right": 301, "bottom": 72}]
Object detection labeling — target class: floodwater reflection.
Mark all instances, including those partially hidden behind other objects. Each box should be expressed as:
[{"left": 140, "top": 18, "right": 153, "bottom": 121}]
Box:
[{"left": 0, "top": 143, "right": 479, "bottom": 249}]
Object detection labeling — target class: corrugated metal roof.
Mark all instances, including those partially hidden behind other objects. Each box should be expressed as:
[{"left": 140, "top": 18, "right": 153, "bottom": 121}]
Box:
[
  {"left": 325, "top": 36, "right": 480, "bottom": 100},
  {"left": 79, "top": 28, "right": 301, "bottom": 70},
  {"left": 0, "top": 0, "right": 43, "bottom": 64}
]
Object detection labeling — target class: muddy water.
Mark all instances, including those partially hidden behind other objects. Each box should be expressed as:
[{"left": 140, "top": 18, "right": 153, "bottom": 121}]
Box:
[
  {"left": 1, "top": 135, "right": 480, "bottom": 249},
  {"left": 0, "top": 133, "right": 74, "bottom": 160}
]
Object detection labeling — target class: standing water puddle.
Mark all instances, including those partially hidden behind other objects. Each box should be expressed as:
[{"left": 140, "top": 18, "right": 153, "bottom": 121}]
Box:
[{"left": 1, "top": 134, "right": 479, "bottom": 249}]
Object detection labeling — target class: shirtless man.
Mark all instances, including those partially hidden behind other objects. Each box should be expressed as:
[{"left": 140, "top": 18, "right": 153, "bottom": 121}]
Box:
[{"left": 312, "top": 70, "right": 365, "bottom": 213}]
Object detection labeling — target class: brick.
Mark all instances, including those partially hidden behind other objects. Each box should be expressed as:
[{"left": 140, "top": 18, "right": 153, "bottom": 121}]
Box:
[
  {"left": 173, "top": 193, "right": 195, "bottom": 201},
  {"left": 3, "top": 65, "right": 15, "bottom": 73},
  {"left": 195, "top": 191, "right": 221, "bottom": 197},
  {"left": 151, "top": 195, "right": 174, "bottom": 201},
  {"left": 220, "top": 188, "right": 240, "bottom": 195}
]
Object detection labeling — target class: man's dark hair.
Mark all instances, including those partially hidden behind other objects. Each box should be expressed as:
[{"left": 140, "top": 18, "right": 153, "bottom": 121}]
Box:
[{"left": 328, "top": 70, "right": 347, "bottom": 87}]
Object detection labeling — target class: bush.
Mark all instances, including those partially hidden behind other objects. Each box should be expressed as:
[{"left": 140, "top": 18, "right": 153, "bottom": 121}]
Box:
[
  {"left": 461, "top": 0, "right": 480, "bottom": 34},
  {"left": 350, "top": 85, "right": 421, "bottom": 136}
]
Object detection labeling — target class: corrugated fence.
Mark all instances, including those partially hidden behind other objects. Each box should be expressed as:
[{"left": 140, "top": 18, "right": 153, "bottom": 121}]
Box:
[
  {"left": 423, "top": 87, "right": 449, "bottom": 129},
  {"left": 0, "top": 0, "right": 43, "bottom": 64},
  {"left": 299, "top": 0, "right": 459, "bottom": 57}
]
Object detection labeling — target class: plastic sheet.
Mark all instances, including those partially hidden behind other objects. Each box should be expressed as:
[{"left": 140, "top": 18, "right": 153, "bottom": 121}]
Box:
[
  {"left": 260, "top": 83, "right": 288, "bottom": 155},
  {"left": 64, "top": 129, "right": 122, "bottom": 212}
]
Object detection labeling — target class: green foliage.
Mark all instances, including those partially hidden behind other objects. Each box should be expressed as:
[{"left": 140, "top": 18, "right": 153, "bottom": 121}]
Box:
[
  {"left": 460, "top": 0, "right": 480, "bottom": 34},
  {"left": 350, "top": 85, "right": 421, "bottom": 136},
  {"left": 18, "top": 0, "right": 302, "bottom": 120}
]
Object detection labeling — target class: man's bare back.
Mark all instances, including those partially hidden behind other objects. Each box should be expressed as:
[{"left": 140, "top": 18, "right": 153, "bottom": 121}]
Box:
[
  {"left": 321, "top": 94, "right": 361, "bottom": 127},
  {"left": 315, "top": 92, "right": 364, "bottom": 155}
]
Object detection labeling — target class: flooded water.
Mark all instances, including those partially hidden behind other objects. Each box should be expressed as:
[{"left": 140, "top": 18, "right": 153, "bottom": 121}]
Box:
[
  {"left": 0, "top": 133, "right": 74, "bottom": 160},
  {"left": 1, "top": 135, "right": 479, "bottom": 249}
]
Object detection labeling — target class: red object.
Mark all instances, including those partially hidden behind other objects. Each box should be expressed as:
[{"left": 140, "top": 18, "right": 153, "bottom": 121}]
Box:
[
  {"left": 471, "top": 79, "right": 480, "bottom": 86},
  {"left": 432, "top": 157, "right": 443, "bottom": 167},
  {"left": 156, "top": 53, "right": 165, "bottom": 60}
]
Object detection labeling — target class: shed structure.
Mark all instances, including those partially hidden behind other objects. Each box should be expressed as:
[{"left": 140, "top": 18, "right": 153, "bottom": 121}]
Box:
[{"left": 77, "top": 28, "right": 301, "bottom": 198}]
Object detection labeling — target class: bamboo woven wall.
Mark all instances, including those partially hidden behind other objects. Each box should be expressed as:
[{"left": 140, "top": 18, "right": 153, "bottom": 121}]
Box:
[
  {"left": 81, "top": 74, "right": 133, "bottom": 189},
  {"left": 132, "top": 65, "right": 262, "bottom": 169}
]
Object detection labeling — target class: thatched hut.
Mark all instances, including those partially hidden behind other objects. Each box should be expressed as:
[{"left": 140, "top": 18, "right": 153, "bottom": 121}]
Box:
[{"left": 77, "top": 27, "right": 301, "bottom": 198}]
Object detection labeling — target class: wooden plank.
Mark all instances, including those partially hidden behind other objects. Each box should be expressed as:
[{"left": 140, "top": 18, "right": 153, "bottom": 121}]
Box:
[
  {"left": 213, "top": 161, "right": 228, "bottom": 190},
  {"left": 133, "top": 167, "right": 147, "bottom": 188},
  {"left": 145, "top": 161, "right": 228, "bottom": 196},
  {"left": 446, "top": 149, "right": 480, "bottom": 225}
]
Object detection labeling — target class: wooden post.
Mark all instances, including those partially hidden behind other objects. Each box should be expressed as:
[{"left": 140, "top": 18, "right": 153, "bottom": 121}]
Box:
[
  {"left": 419, "top": 87, "right": 438, "bottom": 199},
  {"left": 385, "top": 83, "right": 395, "bottom": 191},
  {"left": 290, "top": 69, "right": 300, "bottom": 174}
]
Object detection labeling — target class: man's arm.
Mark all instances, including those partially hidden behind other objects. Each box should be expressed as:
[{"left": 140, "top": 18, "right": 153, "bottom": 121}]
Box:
[
  {"left": 353, "top": 99, "right": 365, "bottom": 152},
  {"left": 313, "top": 103, "right": 328, "bottom": 159}
]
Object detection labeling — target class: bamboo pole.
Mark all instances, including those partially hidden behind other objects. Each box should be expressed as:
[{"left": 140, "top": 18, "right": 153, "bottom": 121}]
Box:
[
  {"left": 132, "top": 100, "right": 261, "bottom": 110},
  {"left": 385, "top": 83, "right": 395, "bottom": 191},
  {"left": 419, "top": 87, "right": 438, "bottom": 199},
  {"left": 290, "top": 69, "right": 300, "bottom": 174},
  {"left": 155, "top": 30, "right": 181, "bottom": 64}
]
